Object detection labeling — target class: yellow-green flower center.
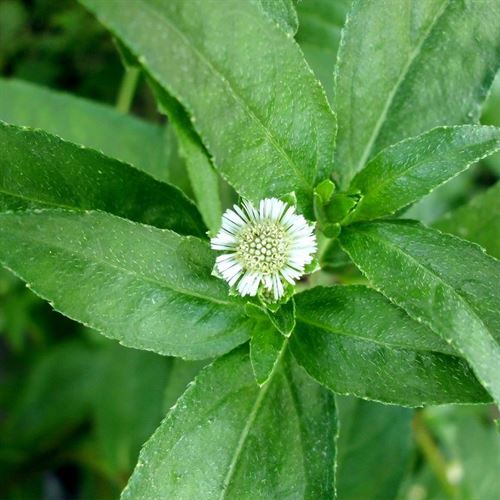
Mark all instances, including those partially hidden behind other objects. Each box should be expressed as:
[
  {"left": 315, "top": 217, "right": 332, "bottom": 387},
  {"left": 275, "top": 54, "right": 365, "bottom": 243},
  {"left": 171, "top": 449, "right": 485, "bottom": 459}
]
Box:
[{"left": 236, "top": 221, "right": 289, "bottom": 274}]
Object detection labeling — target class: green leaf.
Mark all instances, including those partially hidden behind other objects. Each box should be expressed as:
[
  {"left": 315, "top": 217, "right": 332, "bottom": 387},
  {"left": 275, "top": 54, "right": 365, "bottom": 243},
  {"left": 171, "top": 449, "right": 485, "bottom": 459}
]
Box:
[
  {"left": 162, "top": 358, "right": 208, "bottom": 413},
  {"left": 403, "top": 166, "right": 477, "bottom": 225},
  {"left": 340, "top": 221, "right": 500, "bottom": 407},
  {"left": 151, "top": 83, "right": 222, "bottom": 234},
  {"left": 1, "top": 341, "right": 98, "bottom": 453},
  {"left": 434, "top": 182, "right": 500, "bottom": 259},
  {"left": 0, "top": 122, "right": 205, "bottom": 237},
  {"left": 320, "top": 239, "right": 353, "bottom": 271},
  {"left": 265, "top": 298, "right": 295, "bottom": 337},
  {"left": 323, "top": 192, "right": 360, "bottom": 224},
  {"left": 122, "top": 346, "right": 337, "bottom": 499},
  {"left": 336, "top": 396, "right": 413, "bottom": 500},
  {"left": 346, "top": 126, "right": 500, "bottom": 223},
  {"left": 163, "top": 124, "right": 194, "bottom": 198},
  {"left": 0, "top": 210, "right": 253, "bottom": 359},
  {"left": 0, "top": 78, "right": 168, "bottom": 181},
  {"left": 481, "top": 74, "right": 500, "bottom": 175},
  {"left": 295, "top": 0, "right": 350, "bottom": 104},
  {"left": 334, "top": 0, "right": 500, "bottom": 186},
  {"left": 291, "top": 285, "right": 489, "bottom": 406},
  {"left": 93, "top": 342, "right": 169, "bottom": 475},
  {"left": 258, "top": 0, "right": 298, "bottom": 35},
  {"left": 80, "top": 0, "right": 336, "bottom": 216},
  {"left": 250, "top": 318, "right": 287, "bottom": 385}
]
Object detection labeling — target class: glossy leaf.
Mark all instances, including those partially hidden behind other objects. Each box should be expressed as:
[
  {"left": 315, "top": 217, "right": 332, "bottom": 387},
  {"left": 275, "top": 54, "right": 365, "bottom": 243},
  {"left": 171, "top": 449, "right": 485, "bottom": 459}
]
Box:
[
  {"left": 259, "top": 0, "right": 298, "bottom": 35},
  {"left": 0, "top": 210, "right": 253, "bottom": 359},
  {"left": 434, "top": 182, "right": 500, "bottom": 259},
  {"left": 0, "top": 122, "right": 205, "bottom": 237},
  {"left": 403, "top": 167, "right": 477, "bottom": 225},
  {"left": 340, "top": 221, "right": 500, "bottom": 407},
  {"left": 265, "top": 299, "right": 295, "bottom": 337},
  {"left": 250, "top": 318, "right": 287, "bottom": 386},
  {"left": 295, "top": 0, "right": 350, "bottom": 104},
  {"left": 291, "top": 285, "right": 489, "bottom": 406},
  {"left": 0, "top": 78, "right": 168, "bottom": 181},
  {"left": 481, "top": 73, "right": 500, "bottom": 175},
  {"left": 152, "top": 83, "right": 222, "bottom": 234},
  {"left": 122, "top": 346, "right": 337, "bottom": 499},
  {"left": 334, "top": 0, "right": 500, "bottom": 186},
  {"left": 80, "top": 0, "right": 336, "bottom": 216},
  {"left": 336, "top": 396, "right": 413, "bottom": 500},
  {"left": 346, "top": 126, "right": 500, "bottom": 223}
]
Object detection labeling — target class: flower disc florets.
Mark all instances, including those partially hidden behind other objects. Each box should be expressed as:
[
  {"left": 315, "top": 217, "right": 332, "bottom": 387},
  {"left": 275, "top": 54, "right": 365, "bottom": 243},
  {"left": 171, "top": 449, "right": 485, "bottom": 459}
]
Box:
[{"left": 210, "top": 198, "right": 317, "bottom": 300}]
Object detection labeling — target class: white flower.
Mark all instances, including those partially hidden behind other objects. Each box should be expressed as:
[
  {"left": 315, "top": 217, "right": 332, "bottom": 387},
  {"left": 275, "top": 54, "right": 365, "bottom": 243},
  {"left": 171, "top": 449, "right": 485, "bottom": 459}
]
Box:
[{"left": 211, "top": 198, "right": 317, "bottom": 300}]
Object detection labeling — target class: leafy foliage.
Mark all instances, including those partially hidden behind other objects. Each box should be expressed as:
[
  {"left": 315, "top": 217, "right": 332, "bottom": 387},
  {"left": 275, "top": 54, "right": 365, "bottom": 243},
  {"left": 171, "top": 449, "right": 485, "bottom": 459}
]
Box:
[
  {"left": 1, "top": 0, "right": 500, "bottom": 498},
  {"left": 122, "top": 346, "right": 336, "bottom": 499},
  {"left": 334, "top": 0, "right": 500, "bottom": 186},
  {"left": 0, "top": 210, "right": 252, "bottom": 359},
  {"left": 340, "top": 221, "right": 500, "bottom": 408},
  {"left": 80, "top": 0, "right": 336, "bottom": 216}
]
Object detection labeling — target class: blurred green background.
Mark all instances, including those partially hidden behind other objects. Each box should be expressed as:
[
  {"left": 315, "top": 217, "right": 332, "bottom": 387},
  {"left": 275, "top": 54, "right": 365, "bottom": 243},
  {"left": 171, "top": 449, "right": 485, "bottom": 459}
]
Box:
[{"left": 0, "top": 1, "right": 499, "bottom": 499}]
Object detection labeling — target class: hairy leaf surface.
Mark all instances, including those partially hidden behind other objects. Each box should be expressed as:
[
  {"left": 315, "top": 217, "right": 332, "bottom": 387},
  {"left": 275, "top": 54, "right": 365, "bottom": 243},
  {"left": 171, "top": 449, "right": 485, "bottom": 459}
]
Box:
[
  {"left": 250, "top": 318, "right": 287, "bottom": 386},
  {"left": 291, "top": 286, "right": 488, "bottom": 406},
  {"left": 347, "top": 126, "right": 500, "bottom": 223},
  {"left": 0, "top": 78, "right": 168, "bottom": 181},
  {"left": 340, "top": 221, "right": 500, "bottom": 407},
  {"left": 259, "top": 0, "right": 298, "bottom": 35},
  {"left": 122, "top": 346, "right": 336, "bottom": 499},
  {"left": 80, "top": 0, "right": 336, "bottom": 215},
  {"left": 0, "top": 210, "right": 252, "bottom": 359},
  {"left": 0, "top": 123, "right": 205, "bottom": 236},
  {"left": 335, "top": 0, "right": 500, "bottom": 185}
]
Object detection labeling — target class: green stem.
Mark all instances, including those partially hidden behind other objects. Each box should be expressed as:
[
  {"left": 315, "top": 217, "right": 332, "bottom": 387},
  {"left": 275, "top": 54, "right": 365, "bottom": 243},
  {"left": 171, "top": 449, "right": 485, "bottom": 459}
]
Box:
[
  {"left": 115, "top": 66, "right": 140, "bottom": 113},
  {"left": 414, "top": 411, "right": 460, "bottom": 499}
]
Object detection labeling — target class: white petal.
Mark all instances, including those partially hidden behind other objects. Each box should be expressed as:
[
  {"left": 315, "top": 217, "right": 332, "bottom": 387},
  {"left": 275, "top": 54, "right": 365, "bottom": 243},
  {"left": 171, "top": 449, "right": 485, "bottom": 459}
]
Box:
[
  {"left": 242, "top": 200, "right": 259, "bottom": 221},
  {"left": 281, "top": 206, "right": 297, "bottom": 227},
  {"left": 272, "top": 273, "right": 284, "bottom": 300},
  {"left": 221, "top": 216, "right": 243, "bottom": 235},
  {"left": 216, "top": 254, "right": 239, "bottom": 272},
  {"left": 281, "top": 266, "right": 300, "bottom": 284},
  {"left": 259, "top": 199, "right": 267, "bottom": 219},
  {"left": 270, "top": 199, "right": 286, "bottom": 221},
  {"left": 233, "top": 204, "right": 251, "bottom": 224},
  {"left": 237, "top": 272, "right": 260, "bottom": 296},
  {"left": 227, "top": 268, "right": 243, "bottom": 287},
  {"left": 224, "top": 207, "right": 247, "bottom": 227},
  {"left": 263, "top": 274, "right": 273, "bottom": 290}
]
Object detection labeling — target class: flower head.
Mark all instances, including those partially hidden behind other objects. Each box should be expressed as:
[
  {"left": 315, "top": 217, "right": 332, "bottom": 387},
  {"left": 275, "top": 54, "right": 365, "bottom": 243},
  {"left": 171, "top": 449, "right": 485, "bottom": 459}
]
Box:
[{"left": 211, "top": 198, "right": 317, "bottom": 300}]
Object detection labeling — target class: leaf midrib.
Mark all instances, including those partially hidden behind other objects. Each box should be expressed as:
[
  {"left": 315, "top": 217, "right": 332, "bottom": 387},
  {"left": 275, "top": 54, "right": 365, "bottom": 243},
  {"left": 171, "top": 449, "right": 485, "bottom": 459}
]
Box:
[
  {"left": 294, "top": 313, "right": 453, "bottom": 355},
  {"left": 352, "top": 128, "right": 500, "bottom": 219},
  {"left": 0, "top": 186, "right": 87, "bottom": 212},
  {"left": 219, "top": 339, "right": 289, "bottom": 499},
  {"left": 0, "top": 218, "right": 236, "bottom": 308},
  {"left": 140, "top": 0, "right": 312, "bottom": 190},
  {"left": 354, "top": 0, "right": 450, "bottom": 174},
  {"left": 343, "top": 224, "right": 500, "bottom": 364}
]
